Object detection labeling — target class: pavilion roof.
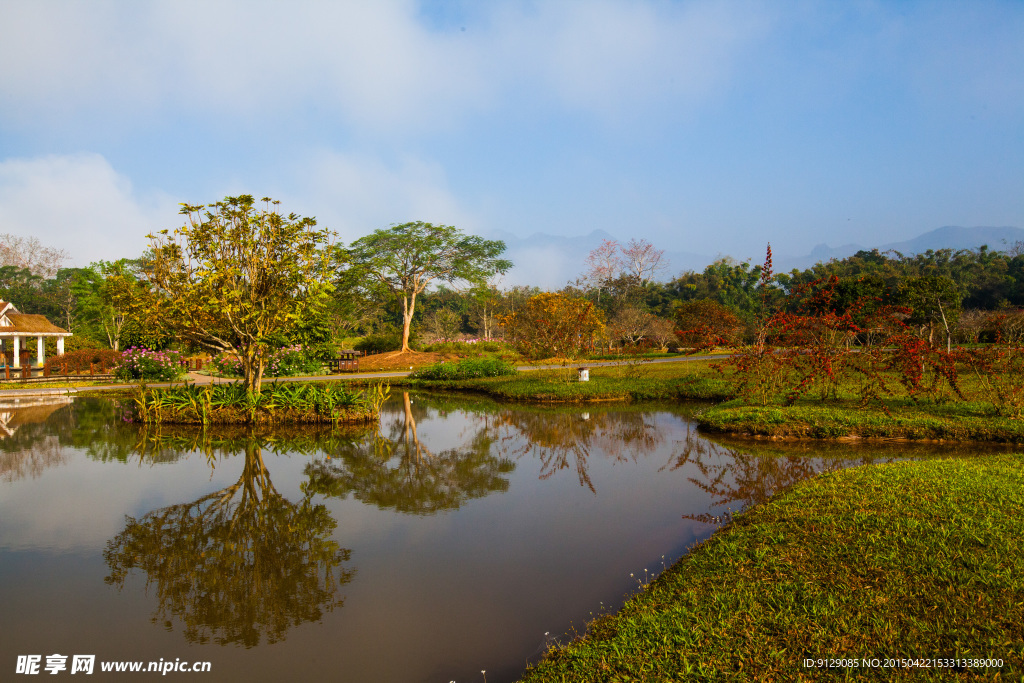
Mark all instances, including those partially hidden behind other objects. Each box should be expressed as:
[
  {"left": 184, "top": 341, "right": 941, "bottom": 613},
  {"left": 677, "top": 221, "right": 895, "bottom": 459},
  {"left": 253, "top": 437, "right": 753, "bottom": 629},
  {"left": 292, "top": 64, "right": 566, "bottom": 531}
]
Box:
[{"left": 0, "top": 313, "right": 70, "bottom": 336}]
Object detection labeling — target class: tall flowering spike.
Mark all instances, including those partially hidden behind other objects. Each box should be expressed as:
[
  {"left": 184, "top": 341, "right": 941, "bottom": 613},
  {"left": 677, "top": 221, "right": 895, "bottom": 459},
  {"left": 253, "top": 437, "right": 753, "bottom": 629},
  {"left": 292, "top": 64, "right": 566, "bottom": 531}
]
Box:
[{"left": 760, "top": 243, "right": 774, "bottom": 287}]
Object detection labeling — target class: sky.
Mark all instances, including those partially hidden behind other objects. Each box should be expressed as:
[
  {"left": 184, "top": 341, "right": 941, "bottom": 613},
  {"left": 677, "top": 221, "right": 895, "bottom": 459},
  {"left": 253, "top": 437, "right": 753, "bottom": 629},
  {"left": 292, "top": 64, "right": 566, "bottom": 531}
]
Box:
[{"left": 1, "top": 0, "right": 1022, "bottom": 286}]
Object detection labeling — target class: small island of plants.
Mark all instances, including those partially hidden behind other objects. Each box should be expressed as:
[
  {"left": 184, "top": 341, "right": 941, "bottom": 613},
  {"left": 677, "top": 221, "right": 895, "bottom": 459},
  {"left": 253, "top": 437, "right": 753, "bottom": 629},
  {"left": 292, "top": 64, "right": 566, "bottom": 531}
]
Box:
[{"left": 128, "top": 381, "right": 389, "bottom": 426}]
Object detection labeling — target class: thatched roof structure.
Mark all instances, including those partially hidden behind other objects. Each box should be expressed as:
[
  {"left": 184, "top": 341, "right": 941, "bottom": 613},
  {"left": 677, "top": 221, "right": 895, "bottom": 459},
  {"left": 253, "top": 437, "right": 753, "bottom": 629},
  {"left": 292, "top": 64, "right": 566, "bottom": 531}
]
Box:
[{"left": 0, "top": 302, "right": 70, "bottom": 337}]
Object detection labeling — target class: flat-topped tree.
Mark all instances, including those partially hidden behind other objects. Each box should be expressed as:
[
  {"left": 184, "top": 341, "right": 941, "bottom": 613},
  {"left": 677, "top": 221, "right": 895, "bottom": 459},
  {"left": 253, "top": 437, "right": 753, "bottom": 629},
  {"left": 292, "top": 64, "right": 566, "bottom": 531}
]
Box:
[
  {"left": 143, "top": 195, "right": 335, "bottom": 394},
  {"left": 346, "top": 222, "right": 511, "bottom": 352}
]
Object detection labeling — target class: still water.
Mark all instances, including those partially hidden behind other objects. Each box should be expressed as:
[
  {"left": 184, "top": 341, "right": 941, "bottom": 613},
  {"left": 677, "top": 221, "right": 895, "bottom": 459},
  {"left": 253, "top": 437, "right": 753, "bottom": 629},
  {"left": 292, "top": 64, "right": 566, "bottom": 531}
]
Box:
[{"left": 0, "top": 393, "right": 995, "bottom": 682}]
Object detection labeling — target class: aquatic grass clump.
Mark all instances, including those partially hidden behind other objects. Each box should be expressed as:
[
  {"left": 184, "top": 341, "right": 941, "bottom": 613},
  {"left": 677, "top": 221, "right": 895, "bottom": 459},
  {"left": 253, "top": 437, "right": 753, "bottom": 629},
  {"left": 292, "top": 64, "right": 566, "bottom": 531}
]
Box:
[
  {"left": 130, "top": 381, "right": 388, "bottom": 425},
  {"left": 411, "top": 356, "right": 517, "bottom": 380}
]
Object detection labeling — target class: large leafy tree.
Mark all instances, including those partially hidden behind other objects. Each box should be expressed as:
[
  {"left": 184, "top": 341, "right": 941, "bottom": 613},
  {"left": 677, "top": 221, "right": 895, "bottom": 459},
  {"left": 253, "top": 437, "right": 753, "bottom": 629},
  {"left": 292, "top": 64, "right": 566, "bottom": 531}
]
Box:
[
  {"left": 72, "top": 260, "right": 145, "bottom": 350},
  {"left": 142, "top": 195, "right": 335, "bottom": 394},
  {"left": 499, "top": 292, "right": 606, "bottom": 359},
  {"left": 345, "top": 222, "right": 511, "bottom": 352}
]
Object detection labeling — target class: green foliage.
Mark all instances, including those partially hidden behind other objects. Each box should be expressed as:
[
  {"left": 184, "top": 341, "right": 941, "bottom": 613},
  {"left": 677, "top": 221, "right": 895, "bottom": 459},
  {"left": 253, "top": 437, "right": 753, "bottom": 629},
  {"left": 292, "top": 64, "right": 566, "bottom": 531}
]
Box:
[
  {"left": 129, "top": 381, "right": 388, "bottom": 425},
  {"left": 354, "top": 326, "right": 419, "bottom": 354},
  {"left": 144, "top": 195, "right": 336, "bottom": 394},
  {"left": 117, "top": 316, "right": 170, "bottom": 351},
  {"left": 411, "top": 356, "right": 517, "bottom": 380},
  {"left": 346, "top": 221, "right": 511, "bottom": 351}
]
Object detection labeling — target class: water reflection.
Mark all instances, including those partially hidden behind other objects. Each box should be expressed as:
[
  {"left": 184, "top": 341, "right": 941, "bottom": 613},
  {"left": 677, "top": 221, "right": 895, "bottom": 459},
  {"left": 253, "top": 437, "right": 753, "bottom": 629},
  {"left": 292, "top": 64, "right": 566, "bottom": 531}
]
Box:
[
  {"left": 304, "top": 393, "right": 515, "bottom": 514},
  {"left": 104, "top": 432, "right": 356, "bottom": 647},
  {"left": 1, "top": 393, "right": 1003, "bottom": 682},
  {"left": 0, "top": 397, "right": 73, "bottom": 481},
  {"left": 671, "top": 430, "right": 1010, "bottom": 525},
  {"left": 491, "top": 407, "right": 663, "bottom": 493}
]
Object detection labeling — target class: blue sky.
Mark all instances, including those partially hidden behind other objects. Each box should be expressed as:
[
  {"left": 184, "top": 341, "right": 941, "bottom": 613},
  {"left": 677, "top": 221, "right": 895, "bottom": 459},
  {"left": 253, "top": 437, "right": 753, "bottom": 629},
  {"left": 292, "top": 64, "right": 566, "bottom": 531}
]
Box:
[{"left": 1, "top": 0, "right": 1022, "bottom": 285}]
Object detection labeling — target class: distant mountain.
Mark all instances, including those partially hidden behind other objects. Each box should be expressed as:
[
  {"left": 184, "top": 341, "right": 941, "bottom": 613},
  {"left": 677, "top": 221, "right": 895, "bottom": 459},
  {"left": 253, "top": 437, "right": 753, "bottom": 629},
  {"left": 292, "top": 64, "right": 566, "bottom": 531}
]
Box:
[
  {"left": 492, "top": 225, "right": 1024, "bottom": 288},
  {"left": 779, "top": 226, "right": 1024, "bottom": 272},
  {"left": 879, "top": 225, "right": 1024, "bottom": 256}
]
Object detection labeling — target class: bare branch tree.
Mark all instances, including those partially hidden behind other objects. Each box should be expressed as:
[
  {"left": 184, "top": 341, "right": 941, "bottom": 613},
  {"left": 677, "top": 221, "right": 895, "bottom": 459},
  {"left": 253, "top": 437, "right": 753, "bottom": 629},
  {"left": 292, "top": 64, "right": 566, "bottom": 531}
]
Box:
[
  {"left": 0, "top": 233, "right": 69, "bottom": 278},
  {"left": 620, "top": 238, "right": 666, "bottom": 285}
]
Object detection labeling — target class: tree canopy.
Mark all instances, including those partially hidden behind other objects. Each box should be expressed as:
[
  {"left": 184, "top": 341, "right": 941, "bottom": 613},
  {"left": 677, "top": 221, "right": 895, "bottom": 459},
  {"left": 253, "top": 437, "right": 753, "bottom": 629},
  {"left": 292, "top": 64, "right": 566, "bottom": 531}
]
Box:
[
  {"left": 141, "top": 195, "right": 335, "bottom": 393},
  {"left": 345, "top": 222, "right": 511, "bottom": 351}
]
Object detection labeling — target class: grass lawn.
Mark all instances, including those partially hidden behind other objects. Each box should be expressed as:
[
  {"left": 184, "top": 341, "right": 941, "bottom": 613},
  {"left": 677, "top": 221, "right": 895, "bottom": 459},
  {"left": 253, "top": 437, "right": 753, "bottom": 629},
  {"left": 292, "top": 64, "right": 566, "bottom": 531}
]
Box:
[
  {"left": 519, "top": 454, "right": 1024, "bottom": 682},
  {"left": 698, "top": 398, "right": 1024, "bottom": 443},
  {"left": 388, "top": 359, "right": 733, "bottom": 402}
]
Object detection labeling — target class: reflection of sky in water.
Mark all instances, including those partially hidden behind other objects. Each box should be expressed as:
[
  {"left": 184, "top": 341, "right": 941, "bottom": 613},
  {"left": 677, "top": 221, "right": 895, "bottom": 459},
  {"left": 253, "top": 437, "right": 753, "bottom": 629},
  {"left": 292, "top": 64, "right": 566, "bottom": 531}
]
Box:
[{"left": 0, "top": 393, "right": 1000, "bottom": 683}]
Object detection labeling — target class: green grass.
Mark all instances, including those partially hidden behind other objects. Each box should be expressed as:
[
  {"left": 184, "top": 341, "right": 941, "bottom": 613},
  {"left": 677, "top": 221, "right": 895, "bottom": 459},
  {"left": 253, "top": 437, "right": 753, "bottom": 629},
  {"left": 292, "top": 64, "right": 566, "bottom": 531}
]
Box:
[
  {"left": 698, "top": 399, "right": 1024, "bottom": 443},
  {"left": 520, "top": 454, "right": 1024, "bottom": 682},
  {"left": 390, "top": 361, "right": 732, "bottom": 403}
]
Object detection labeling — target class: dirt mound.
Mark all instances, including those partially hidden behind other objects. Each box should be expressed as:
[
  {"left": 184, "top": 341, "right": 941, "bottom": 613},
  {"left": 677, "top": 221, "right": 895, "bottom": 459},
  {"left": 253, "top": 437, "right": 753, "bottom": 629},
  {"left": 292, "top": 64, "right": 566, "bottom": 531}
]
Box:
[{"left": 356, "top": 350, "right": 460, "bottom": 372}]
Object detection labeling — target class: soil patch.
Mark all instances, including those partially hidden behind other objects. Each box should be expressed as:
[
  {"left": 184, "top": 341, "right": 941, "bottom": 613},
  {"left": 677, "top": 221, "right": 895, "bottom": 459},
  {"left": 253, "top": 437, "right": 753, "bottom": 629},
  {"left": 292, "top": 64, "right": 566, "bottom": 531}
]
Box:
[{"left": 355, "top": 350, "right": 461, "bottom": 372}]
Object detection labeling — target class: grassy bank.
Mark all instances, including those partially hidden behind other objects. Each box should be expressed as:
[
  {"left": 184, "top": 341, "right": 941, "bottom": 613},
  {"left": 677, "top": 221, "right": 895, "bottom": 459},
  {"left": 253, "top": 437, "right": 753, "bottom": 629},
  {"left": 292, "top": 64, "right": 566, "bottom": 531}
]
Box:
[
  {"left": 698, "top": 399, "right": 1024, "bottom": 443},
  {"left": 389, "top": 361, "right": 732, "bottom": 403},
  {"left": 520, "top": 454, "right": 1024, "bottom": 682}
]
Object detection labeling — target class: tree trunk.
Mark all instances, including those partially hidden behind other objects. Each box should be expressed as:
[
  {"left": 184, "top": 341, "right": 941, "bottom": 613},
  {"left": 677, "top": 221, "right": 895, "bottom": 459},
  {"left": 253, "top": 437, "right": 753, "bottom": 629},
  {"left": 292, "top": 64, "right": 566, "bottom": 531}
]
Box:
[
  {"left": 401, "top": 293, "right": 417, "bottom": 352},
  {"left": 242, "top": 347, "right": 265, "bottom": 395}
]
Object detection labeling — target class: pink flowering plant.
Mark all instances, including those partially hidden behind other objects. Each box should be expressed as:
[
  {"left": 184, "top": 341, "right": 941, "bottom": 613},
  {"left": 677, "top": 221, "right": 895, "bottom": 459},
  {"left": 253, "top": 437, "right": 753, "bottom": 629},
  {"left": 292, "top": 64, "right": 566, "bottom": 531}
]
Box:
[
  {"left": 211, "top": 354, "right": 243, "bottom": 377},
  {"left": 265, "top": 345, "right": 323, "bottom": 377},
  {"left": 210, "top": 345, "right": 322, "bottom": 379},
  {"left": 113, "top": 347, "right": 185, "bottom": 382}
]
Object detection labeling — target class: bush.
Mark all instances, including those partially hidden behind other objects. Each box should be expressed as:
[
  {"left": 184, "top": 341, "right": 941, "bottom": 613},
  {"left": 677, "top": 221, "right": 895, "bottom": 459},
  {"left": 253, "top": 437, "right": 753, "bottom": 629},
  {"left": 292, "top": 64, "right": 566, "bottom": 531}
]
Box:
[
  {"left": 211, "top": 354, "right": 243, "bottom": 377},
  {"left": 113, "top": 347, "right": 185, "bottom": 382},
  {"left": 355, "top": 328, "right": 419, "bottom": 354},
  {"left": 45, "top": 348, "right": 122, "bottom": 374},
  {"left": 421, "top": 340, "right": 508, "bottom": 354},
  {"left": 411, "top": 356, "right": 518, "bottom": 380},
  {"left": 210, "top": 346, "right": 324, "bottom": 378},
  {"left": 265, "top": 345, "right": 323, "bottom": 377}
]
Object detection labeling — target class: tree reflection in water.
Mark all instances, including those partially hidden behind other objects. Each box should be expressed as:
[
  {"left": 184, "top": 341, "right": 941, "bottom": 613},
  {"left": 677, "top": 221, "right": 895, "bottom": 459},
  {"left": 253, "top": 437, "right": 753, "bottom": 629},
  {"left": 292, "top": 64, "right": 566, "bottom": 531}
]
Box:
[
  {"left": 104, "top": 429, "right": 356, "bottom": 647},
  {"left": 304, "top": 393, "right": 515, "bottom": 514},
  {"left": 491, "top": 407, "right": 664, "bottom": 493},
  {"left": 667, "top": 427, "right": 907, "bottom": 524}
]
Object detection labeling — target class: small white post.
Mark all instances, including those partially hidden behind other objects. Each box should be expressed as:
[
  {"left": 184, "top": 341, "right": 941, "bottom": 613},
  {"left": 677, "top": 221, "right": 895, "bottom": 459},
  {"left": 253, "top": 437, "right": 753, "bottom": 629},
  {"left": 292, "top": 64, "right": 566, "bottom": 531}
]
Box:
[
  {"left": 57, "top": 337, "right": 65, "bottom": 356},
  {"left": 37, "top": 336, "right": 45, "bottom": 367},
  {"left": 12, "top": 337, "right": 20, "bottom": 368},
  {"left": 578, "top": 367, "right": 589, "bottom": 382}
]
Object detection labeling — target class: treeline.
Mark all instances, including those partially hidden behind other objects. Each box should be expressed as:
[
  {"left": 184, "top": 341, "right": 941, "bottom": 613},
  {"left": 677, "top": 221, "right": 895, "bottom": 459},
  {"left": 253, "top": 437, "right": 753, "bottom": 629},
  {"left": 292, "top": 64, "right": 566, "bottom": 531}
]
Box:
[{"left": 4, "top": 233, "right": 1024, "bottom": 355}]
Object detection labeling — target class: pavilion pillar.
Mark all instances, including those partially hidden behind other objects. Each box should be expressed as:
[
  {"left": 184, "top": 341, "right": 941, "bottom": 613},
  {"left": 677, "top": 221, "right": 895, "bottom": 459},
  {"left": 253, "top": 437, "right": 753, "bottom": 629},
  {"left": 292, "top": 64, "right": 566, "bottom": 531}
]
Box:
[
  {"left": 12, "top": 337, "right": 20, "bottom": 368},
  {"left": 57, "top": 337, "right": 65, "bottom": 356},
  {"left": 37, "top": 336, "right": 45, "bottom": 367}
]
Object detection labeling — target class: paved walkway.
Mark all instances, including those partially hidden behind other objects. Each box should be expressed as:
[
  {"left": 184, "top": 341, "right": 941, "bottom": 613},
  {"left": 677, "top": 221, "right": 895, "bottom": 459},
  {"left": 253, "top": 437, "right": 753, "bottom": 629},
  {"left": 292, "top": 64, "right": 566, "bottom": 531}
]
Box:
[{"left": 0, "top": 355, "right": 730, "bottom": 398}]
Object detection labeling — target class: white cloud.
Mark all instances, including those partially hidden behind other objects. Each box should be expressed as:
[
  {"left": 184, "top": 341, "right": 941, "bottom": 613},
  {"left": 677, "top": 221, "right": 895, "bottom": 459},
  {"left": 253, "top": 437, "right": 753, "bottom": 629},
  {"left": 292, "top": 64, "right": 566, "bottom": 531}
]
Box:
[
  {"left": 489, "top": 1, "right": 768, "bottom": 115},
  {"left": 0, "top": 0, "right": 767, "bottom": 134},
  {"left": 283, "top": 150, "right": 480, "bottom": 242},
  {"left": 0, "top": 154, "right": 179, "bottom": 266}
]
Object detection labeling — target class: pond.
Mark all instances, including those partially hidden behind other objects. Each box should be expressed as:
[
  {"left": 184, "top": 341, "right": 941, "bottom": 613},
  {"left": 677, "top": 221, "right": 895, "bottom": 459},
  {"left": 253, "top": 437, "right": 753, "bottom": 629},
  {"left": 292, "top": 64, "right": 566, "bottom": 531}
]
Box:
[{"left": 0, "top": 392, "right": 1001, "bottom": 682}]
